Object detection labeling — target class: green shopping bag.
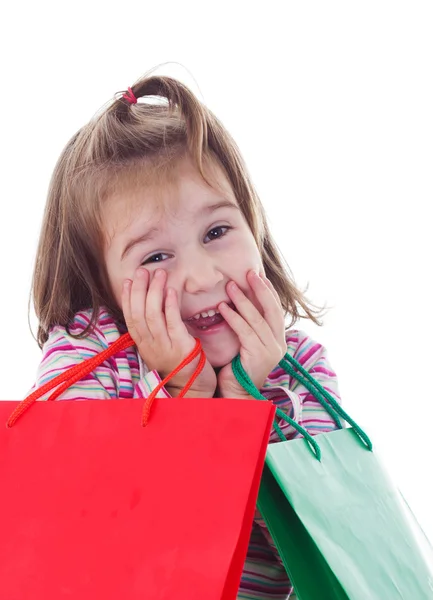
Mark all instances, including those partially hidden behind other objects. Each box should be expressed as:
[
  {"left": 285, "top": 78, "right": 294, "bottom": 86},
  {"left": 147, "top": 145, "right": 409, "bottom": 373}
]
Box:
[{"left": 231, "top": 350, "right": 433, "bottom": 599}]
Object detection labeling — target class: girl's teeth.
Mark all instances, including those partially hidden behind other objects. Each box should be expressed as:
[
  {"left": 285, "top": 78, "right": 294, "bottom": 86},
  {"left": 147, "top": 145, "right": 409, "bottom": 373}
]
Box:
[{"left": 193, "top": 308, "right": 219, "bottom": 320}]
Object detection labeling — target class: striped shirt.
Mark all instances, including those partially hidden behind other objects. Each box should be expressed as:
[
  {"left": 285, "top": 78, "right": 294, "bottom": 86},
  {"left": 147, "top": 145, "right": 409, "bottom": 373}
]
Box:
[{"left": 29, "top": 307, "right": 341, "bottom": 599}]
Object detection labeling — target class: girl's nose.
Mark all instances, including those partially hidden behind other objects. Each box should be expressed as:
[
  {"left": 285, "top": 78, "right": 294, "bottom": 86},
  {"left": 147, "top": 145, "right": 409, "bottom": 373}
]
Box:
[
  {"left": 170, "top": 259, "right": 224, "bottom": 295},
  {"left": 183, "top": 268, "right": 225, "bottom": 294}
]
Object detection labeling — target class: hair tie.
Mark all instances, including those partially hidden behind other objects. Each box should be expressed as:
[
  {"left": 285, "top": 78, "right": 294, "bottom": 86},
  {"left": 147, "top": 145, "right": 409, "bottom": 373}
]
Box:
[{"left": 122, "top": 87, "right": 137, "bottom": 105}]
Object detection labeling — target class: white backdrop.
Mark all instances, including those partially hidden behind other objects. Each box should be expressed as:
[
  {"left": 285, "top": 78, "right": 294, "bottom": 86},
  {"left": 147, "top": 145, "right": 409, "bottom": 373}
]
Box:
[{"left": 1, "top": 1, "right": 432, "bottom": 542}]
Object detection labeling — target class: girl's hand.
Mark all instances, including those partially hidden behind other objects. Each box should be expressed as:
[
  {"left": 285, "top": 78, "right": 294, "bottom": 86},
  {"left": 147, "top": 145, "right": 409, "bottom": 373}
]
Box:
[
  {"left": 122, "top": 267, "right": 217, "bottom": 398},
  {"left": 216, "top": 270, "right": 287, "bottom": 399}
]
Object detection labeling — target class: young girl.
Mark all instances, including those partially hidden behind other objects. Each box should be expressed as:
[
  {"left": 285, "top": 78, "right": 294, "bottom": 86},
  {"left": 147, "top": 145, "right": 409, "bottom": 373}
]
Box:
[{"left": 29, "top": 71, "right": 341, "bottom": 599}]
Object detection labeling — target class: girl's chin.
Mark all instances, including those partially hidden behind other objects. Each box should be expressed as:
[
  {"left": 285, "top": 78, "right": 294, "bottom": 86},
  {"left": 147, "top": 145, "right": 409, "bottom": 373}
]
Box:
[
  {"left": 202, "top": 339, "right": 241, "bottom": 368},
  {"left": 184, "top": 320, "right": 240, "bottom": 364}
]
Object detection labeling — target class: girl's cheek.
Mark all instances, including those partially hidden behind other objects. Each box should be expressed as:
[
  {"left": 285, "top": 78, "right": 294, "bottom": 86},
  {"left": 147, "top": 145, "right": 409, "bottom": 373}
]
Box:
[{"left": 235, "top": 264, "right": 262, "bottom": 293}]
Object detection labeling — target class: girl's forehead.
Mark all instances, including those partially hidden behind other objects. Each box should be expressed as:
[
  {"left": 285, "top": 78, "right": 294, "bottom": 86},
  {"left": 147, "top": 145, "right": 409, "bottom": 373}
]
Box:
[{"left": 102, "top": 157, "right": 235, "bottom": 237}]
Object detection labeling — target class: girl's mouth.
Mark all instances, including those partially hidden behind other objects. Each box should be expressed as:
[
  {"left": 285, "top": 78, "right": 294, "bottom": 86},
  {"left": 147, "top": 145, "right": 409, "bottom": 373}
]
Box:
[{"left": 186, "top": 302, "right": 237, "bottom": 332}]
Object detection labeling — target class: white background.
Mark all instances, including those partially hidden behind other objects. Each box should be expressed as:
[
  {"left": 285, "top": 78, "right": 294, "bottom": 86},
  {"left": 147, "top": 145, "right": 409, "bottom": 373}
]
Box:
[{"left": 1, "top": 1, "right": 432, "bottom": 542}]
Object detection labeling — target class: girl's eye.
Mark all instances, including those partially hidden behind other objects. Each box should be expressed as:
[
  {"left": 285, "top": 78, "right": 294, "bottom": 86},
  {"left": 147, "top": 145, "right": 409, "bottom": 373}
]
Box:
[
  {"left": 141, "top": 225, "right": 232, "bottom": 265},
  {"left": 141, "top": 252, "right": 169, "bottom": 265},
  {"left": 203, "top": 225, "right": 232, "bottom": 243}
]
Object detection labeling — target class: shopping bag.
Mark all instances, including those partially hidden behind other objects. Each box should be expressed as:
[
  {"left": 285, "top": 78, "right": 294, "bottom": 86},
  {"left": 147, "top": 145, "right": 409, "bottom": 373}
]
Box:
[
  {"left": 232, "top": 350, "right": 433, "bottom": 599},
  {"left": 0, "top": 333, "right": 276, "bottom": 600}
]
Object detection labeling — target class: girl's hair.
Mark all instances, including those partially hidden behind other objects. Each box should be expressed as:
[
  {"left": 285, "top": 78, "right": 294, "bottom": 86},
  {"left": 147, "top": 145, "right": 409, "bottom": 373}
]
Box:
[{"left": 31, "top": 68, "right": 327, "bottom": 348}]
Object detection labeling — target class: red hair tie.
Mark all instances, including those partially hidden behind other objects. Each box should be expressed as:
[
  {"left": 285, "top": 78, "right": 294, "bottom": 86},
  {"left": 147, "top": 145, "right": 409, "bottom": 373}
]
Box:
[{"left": 122, "top": 86, "right": 137, "bottom": 105}]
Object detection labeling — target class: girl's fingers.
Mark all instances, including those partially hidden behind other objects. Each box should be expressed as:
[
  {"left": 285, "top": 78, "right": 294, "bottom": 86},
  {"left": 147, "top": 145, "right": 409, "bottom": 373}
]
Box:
[
  {"left": 260, "top": 272, "right": 282, "bottom": 307},
  {"left": 220, "top": 281, "right": 274, "bottom": 348},
  {"left": 250, "top": 271, "right": 285, "bottom": 341},
  {"left": 122, "top": 273, "right": 148, "bottom": 342},
  {"left": 127, "top": 268, "right": 151, "bottom": 340},
  {"left": 144, "top": 268, "right": 169, "bottom": 342},
  {"left": 121, "top": 278, "right": 134, "bottom": 331},
  {"left": 165, "top": 287, "right": 189, "bottom": 344}
]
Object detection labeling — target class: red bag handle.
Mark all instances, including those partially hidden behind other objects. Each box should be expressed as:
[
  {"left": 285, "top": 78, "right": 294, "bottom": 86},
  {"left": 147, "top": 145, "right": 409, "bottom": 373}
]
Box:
[{"left": 7, "top": 333, "right": 206, "bottom": 428}]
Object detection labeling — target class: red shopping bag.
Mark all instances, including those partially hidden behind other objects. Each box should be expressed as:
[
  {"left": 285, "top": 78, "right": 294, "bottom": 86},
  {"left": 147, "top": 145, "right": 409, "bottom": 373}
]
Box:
[{"left": 0, "top": 333, "right": 275, "bottom": 600}]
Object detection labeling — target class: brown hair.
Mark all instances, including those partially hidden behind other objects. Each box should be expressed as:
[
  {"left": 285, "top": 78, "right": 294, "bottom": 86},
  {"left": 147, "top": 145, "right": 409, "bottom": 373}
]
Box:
[{"left": 31, "top": 67, "right": 328, "bottom": 348}]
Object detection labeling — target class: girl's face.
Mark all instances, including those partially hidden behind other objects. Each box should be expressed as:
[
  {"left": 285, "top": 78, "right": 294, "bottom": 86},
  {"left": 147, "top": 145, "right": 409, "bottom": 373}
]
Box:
[{"left": 103, "top": 156, "right": 264, "bottom": 367}]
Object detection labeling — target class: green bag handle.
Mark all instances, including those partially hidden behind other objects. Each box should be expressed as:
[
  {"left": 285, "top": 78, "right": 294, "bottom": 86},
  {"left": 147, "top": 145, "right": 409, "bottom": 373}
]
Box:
[{"left": 231, "top": 349, "right": 372, "bottom": 461}]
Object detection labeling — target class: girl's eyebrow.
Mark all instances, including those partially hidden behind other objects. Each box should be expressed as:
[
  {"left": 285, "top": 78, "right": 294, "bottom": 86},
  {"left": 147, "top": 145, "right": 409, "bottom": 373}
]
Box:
[{"left": 120, "top": 199, "right": 239, "bottom": 261}]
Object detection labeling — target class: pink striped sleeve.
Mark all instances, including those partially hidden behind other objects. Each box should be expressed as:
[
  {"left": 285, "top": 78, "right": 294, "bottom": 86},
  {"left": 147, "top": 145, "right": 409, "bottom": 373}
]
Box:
[
  {"left": 261, "top": 329, "right": 342, "bottom": 442},
  {"left": 28, "top": 308, "right": 171, "bottom": 402},
  {"left": 288, "top": 330, "right": 341, "bottom": 437},
  {"left": 254, "top": 329, "right": 342, "bottom": 563}
]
